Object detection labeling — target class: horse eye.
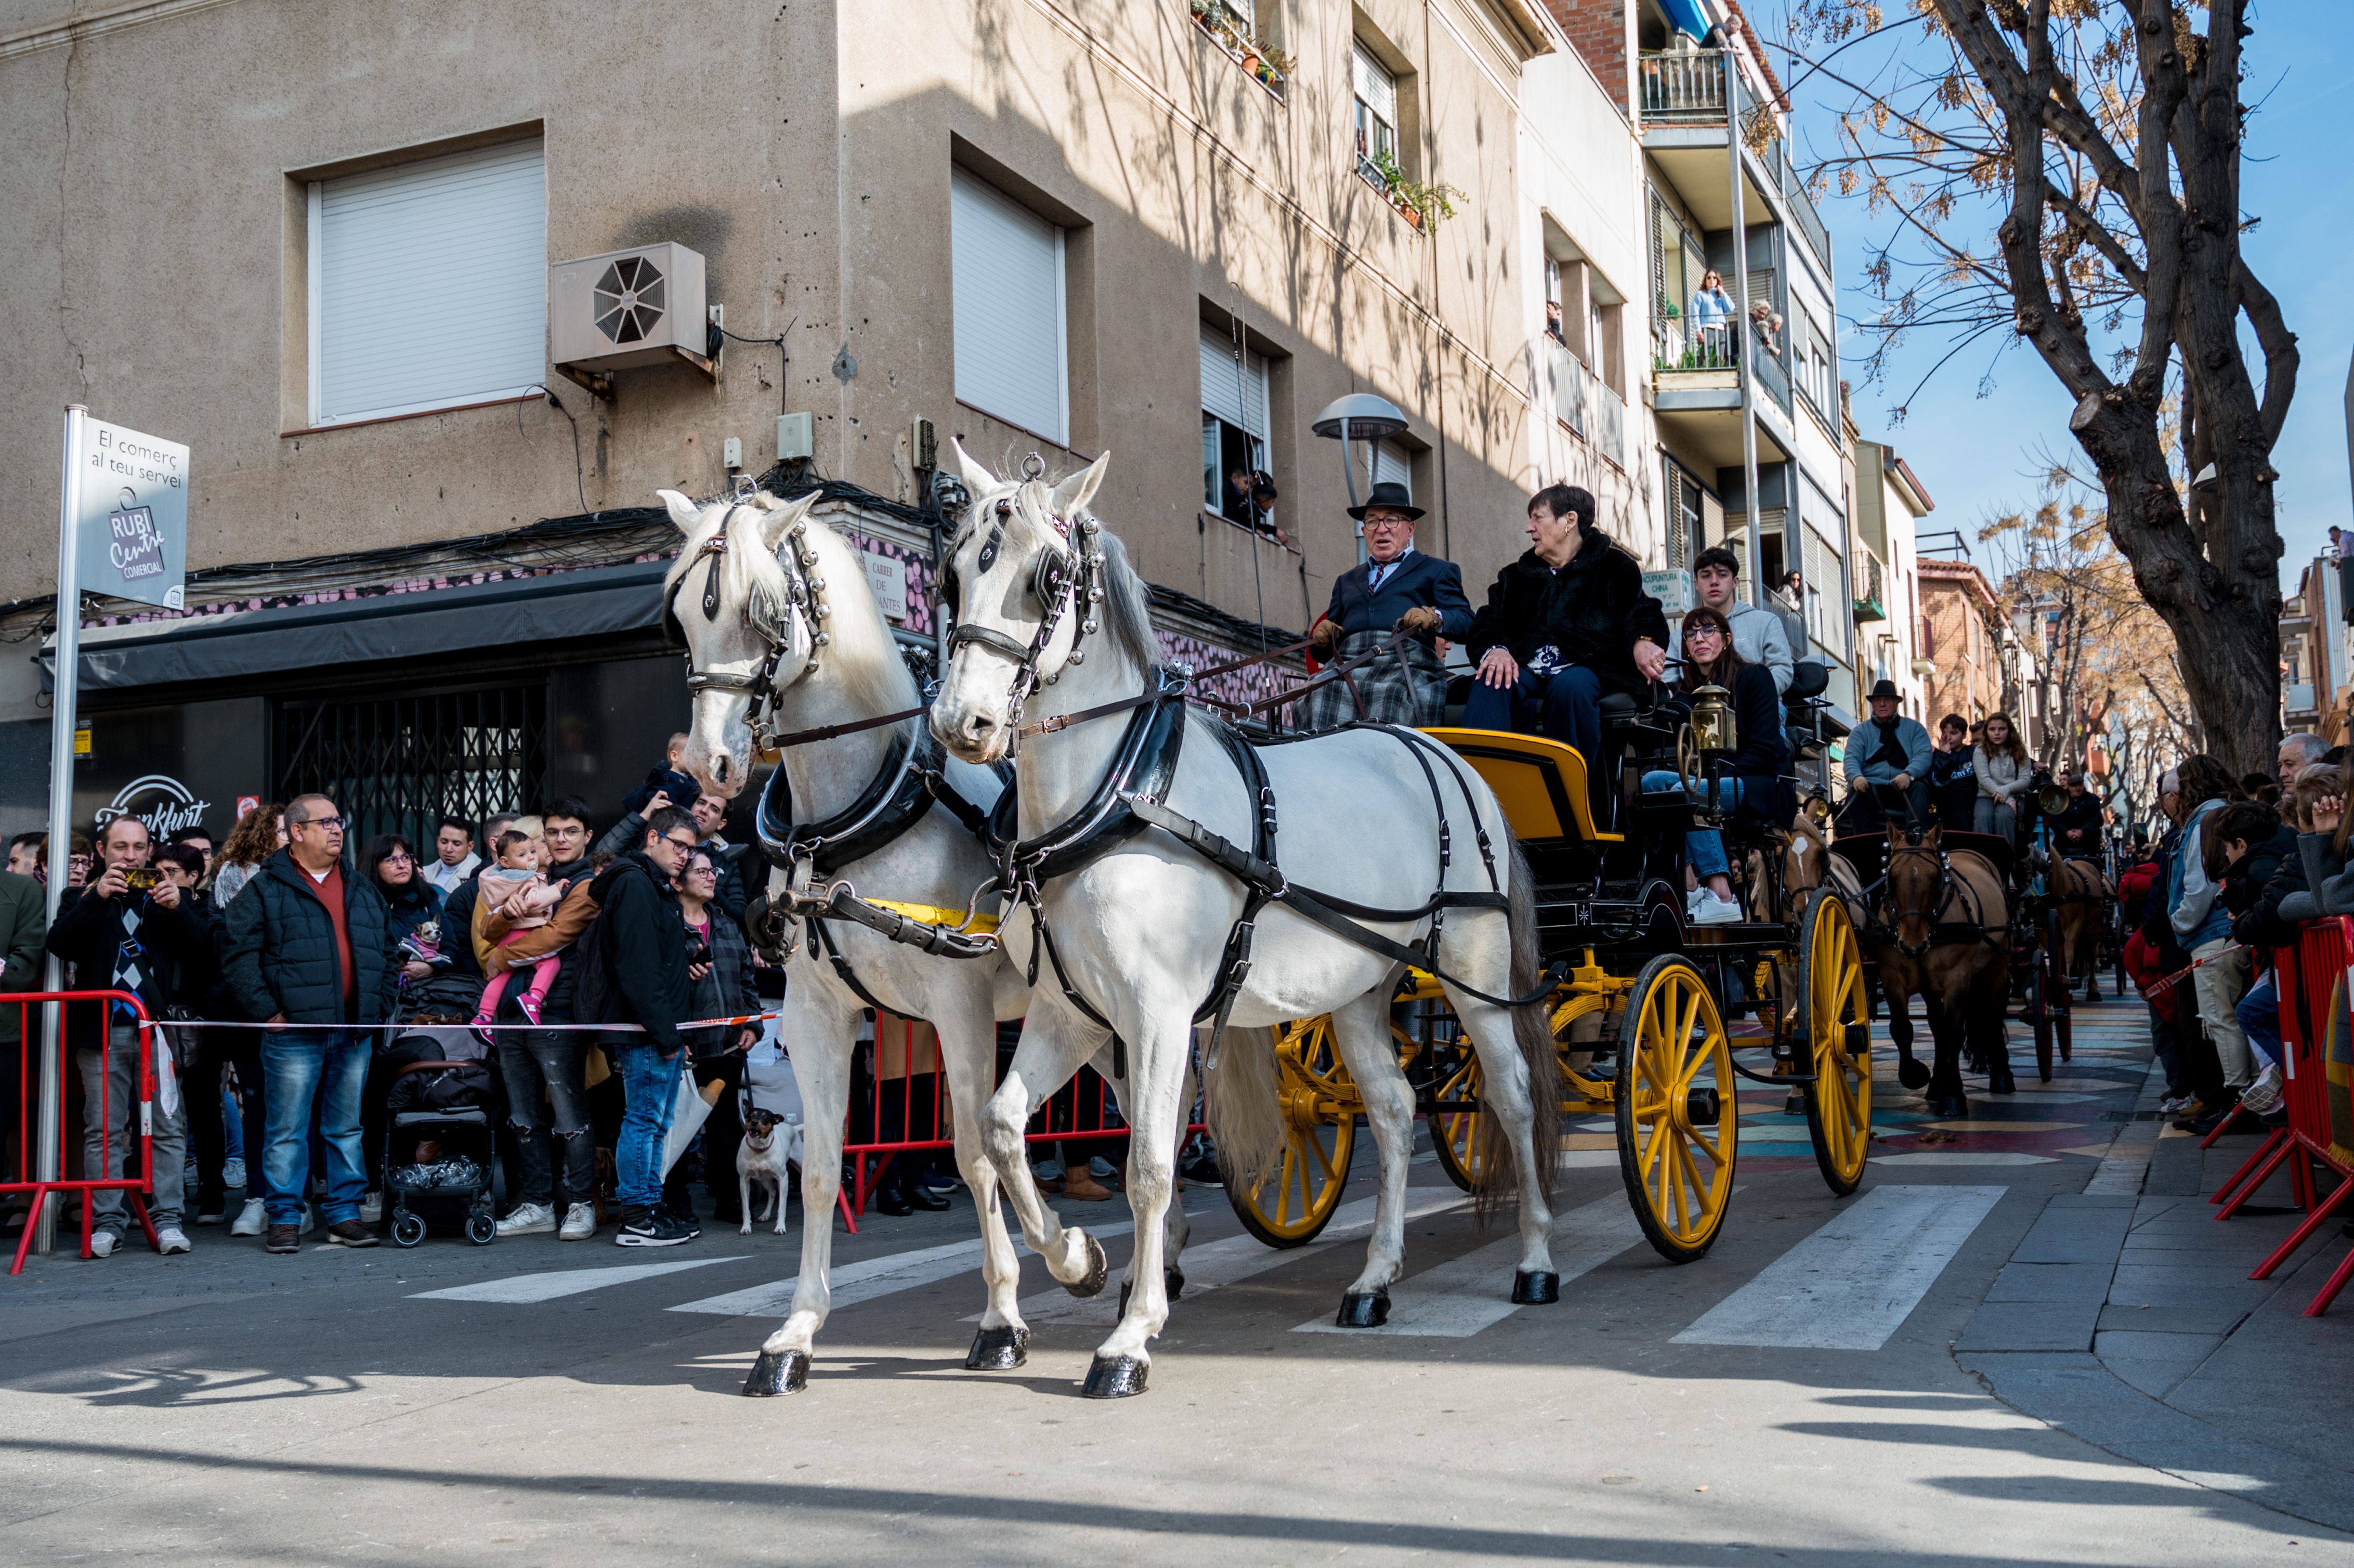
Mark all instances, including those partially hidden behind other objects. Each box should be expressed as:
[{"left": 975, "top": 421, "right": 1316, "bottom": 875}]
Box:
[{"left": 977, "top": 537, "right": 998, "bottom": 573}]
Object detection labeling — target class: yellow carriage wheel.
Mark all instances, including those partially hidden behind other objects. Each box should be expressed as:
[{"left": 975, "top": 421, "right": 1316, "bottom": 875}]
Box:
[
  {"left": 1797, "top": 888, "right": 1872, "bottom": 1196},
  {"left": 1613, "top": 955, "right": 1738, "bottom": 1263},
  {"left": 1226, "top": 1016, "right": 1358, "bottom": 1247}
]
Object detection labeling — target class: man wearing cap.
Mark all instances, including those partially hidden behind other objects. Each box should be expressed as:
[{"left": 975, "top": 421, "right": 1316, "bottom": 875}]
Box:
[
  {"left": 1840, "top": 680, "right": 1933, "bottom": 831},
  {"left": 1298, "top": 481, "right": 1475, "bottom": 729},
  {"left": 1462, "top": 484, "right": 1669, "bottom": 764}
]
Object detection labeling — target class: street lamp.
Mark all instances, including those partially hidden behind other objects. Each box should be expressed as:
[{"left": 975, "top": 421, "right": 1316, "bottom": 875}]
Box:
[{"left": 1311, "top": 393, "right": 1409, "bottom": 513}]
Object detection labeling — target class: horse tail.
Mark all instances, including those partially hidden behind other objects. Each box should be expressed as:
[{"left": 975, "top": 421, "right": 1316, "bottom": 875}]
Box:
[
  {"left": 1202, "top": 1024, "right": 1286, "bottom": 1190},
  {"left": 1476, "top": 837, "right": 1563, "bottom": 1221}
]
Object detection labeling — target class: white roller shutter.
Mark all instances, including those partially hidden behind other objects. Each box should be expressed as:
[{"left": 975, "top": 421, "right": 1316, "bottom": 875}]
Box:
[
  {"left": 951, "top": 169, "right": 1067, "bottom": 443},
  {"left": 1372, "top": 439, "right": 1412, "bottom": 496},
  {"left": 309, "top": 139, "right": 547, "bottom": 426},
  {"left": 1353, "top": 43, "right": 1397, "bottom": 126},
  {"left": 1198, "top": 325, "right": 1270, "bottom": 439}
]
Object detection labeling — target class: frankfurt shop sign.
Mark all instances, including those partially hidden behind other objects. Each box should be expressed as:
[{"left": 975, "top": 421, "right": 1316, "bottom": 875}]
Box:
[{"left": 75, "top": 418, "right": 187, "bottom": 610}]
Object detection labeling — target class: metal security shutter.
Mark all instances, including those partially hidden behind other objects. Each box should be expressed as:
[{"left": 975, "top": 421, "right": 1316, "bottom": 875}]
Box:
[
  {"left": 310, "top": 139, "right": 546, "bottom": 426},
  {"left": 1198, "top": 325, "right": 1270, "bottom": 439},
  {"left": 1372, "top": 439, "right": 1412, "bottom": 496},
  {"left": 951, "top": 169, "right": 1067, "bottom": 443},
  {"left": 1353, "top": 42, "right": 1398, "bottom": 126}
]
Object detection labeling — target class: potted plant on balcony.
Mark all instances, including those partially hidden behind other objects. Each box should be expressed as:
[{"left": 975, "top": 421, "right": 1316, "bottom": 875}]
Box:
[{"left": 1366, "top": 149, "right": 1461, "bottom": 231}]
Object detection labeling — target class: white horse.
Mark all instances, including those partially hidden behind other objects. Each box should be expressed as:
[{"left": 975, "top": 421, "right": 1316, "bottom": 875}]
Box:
[
  {"left": 659, "top": 487, "right": 1164, "bottom": 1395},
  {"left": 926, "top": 446, "right": 1564, "bottom": 1398}
]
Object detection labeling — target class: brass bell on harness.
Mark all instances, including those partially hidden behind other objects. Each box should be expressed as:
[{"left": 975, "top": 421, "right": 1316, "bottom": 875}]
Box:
[{"left": 1688, "top": 683, "right": 1738, "bottom": 754}]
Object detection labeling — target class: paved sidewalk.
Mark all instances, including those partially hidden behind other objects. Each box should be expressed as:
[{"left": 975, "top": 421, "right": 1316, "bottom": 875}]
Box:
[{"left": 1958, "top": 1094, "right": 2354, "bottom": 1533}]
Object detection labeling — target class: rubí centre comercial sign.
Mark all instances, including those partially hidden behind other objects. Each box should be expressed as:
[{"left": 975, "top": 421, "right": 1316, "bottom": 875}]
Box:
[{"left": 75, "top": 417, "right": 187, "bottom": 612}]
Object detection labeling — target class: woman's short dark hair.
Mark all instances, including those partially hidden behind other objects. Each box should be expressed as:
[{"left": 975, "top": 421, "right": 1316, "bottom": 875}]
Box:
[
  {"left": 1527, "top": 484, "right": 1594, "bottom": 528},
  {"left": 360, "top": 833, "right": 415, "bottom": 881}
]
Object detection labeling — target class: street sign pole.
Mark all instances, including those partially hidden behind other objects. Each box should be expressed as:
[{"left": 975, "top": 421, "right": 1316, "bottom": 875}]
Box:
[{"left": 34, "top": 407, "right": 86, "bottom": 1258}]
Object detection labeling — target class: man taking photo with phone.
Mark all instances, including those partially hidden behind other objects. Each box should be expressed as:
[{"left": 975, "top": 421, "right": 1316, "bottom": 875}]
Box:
[{"left": 47, "top": 815, "right": 213, "bottom": 1258}]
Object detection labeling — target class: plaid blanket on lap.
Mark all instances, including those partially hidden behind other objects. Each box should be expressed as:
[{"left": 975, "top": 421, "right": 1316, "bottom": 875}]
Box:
[{"left": 1291, "top": 631, "right": 1448, "bottom": 732}]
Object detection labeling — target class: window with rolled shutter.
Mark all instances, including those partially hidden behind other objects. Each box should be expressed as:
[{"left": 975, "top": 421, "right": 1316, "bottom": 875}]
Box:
[
  {"left": 1199, "top": 324, "right": 1271, "bottom": 522},
  {"left": 1372, "top": 439, "right": 1413, "bottom": 496},
  {"left": 951, "top": 168, "right": 1068, "bottom": 443},
  {"left": 308, "top": 139, "right": 546, "bottom": 427},
  {"left": 1353, "top": 42, "right": 1398, "bottom": 178}
]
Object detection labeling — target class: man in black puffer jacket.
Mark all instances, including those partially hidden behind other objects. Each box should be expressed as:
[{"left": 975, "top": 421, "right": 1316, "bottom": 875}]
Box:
[
  {"left": 1462, "top": 484, "right": 1670, "bottom": 767},
  {"left": 219, "top": 794, "right": 396, "bottom": 1255},
  {"left": 580, "top": 805, "right": 697, "bottom": 1247}
]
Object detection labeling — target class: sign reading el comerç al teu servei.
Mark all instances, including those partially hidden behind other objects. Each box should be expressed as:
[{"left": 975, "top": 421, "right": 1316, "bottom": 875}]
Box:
[{"left": 75, "top": 417, "right": 188, "bottom": 611}]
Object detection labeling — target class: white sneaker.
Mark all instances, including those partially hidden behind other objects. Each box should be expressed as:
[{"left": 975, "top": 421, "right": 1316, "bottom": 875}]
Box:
[
  {"left": 496, "top": 1201, "right": 557, "bottom": 1237},
  {"left": 156, "top": 1226, "right": 191, "bottom": 1256},
  {"left": 88, "top": 1231, "right": 117, "bottom": 1259},
  {"left": 2239, "top": 1065, "right": 2284, "bottom": 1116},
  {"left": 1693, "top": 891, "right": 1743, "bottom": 926},
  {"left": 360, "top": 1190, "right": 383, "bottom": 1224},
  {"left": 1685, "top": 887, "right": 1706, "bottom": 917},
  {"left": 221, "top": 1157, "right": 246, "bottom": 1190},
  {"left": 229, "top": 1198, "right": 267, "bottom": 1236},
  {"left": 558, "top": 1203, "right": 597, "bottom": 1242}
]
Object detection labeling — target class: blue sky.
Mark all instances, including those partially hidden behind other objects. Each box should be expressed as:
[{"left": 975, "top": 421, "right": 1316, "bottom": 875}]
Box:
[{"left": 1772, "top": 0, "right": 2349, "bottom": 582}]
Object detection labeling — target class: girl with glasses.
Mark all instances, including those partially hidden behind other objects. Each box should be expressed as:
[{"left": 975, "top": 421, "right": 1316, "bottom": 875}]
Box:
[{"left": 1640, "top": 606, "right": 1794, "bottom": 925}]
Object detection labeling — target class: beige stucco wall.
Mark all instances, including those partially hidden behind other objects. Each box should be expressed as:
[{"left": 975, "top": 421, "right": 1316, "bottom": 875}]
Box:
[{"left": 2, "top": 0, "right": 1553, "bottom": 642}]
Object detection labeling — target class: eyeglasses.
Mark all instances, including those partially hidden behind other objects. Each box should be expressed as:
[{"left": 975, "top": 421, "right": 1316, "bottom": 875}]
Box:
[
  {"left": 294, "top": 816, "right": 345, "bottom": 832},
  {"left": 1361, "top": 517, "right": 1411, "bottom": 531},
  {"left": 1685, "top": 626, "right": 1724, "bottom": 642},
  {"left": 382, "top": 851, "right": 413, "bottom": 864},
  {"left": 663, "top": 833, "right": 699, "bottom": 852}
]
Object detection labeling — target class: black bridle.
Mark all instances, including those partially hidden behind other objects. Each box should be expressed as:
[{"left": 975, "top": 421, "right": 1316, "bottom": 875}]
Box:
[
  {"left": 665, "top": 498, "right": 831, "bottom": 747},
  {"left": 940, "top": 476, "right": 1105, "bottom": 750}
]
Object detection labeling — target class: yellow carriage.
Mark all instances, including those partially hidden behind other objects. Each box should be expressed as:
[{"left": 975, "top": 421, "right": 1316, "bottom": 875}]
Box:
[{"left": 1226, "top": 722, "right": 1872, "bottom": 1264}]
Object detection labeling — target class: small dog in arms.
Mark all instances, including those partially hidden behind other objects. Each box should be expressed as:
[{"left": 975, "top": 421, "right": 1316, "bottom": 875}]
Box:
[{"left": 738, "top": 1106, "right": 793, "bottom": 1235}]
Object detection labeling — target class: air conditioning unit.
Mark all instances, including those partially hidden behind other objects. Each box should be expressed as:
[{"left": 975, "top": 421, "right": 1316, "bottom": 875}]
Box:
[{"left": 550, "top": 242, "right": 716, "bottom": 397}]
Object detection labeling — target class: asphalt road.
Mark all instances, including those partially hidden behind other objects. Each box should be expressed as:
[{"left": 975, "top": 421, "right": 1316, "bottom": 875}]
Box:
[{"left": 2, "top": 994, "right": 2342, "bottom": 1565}]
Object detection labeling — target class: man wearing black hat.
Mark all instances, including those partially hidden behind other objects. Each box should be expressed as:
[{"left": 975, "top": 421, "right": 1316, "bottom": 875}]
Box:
[
  {"left": 1840, "top": 679, "right": 1932, "bottom": 831},
  {"left": 1462, "top": 484, "right": 1669, "bottom": 764},
  {"left": 1297, "top": 482, "right": 1474, "bottom": 729}
]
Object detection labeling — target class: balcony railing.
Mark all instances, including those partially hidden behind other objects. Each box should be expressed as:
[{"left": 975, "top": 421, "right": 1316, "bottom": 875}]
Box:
[
  {"left": 1650, "top": 316, "right": 1793, "bottom": 415},
  {"left": 1544, "top": 336, "right": 1627, "bottom": 470},
  {"left": 1639, "top": 49, "right": 1730, "bottom": 124},
  {"left": 1781, "top": 156, "right": 1832, "bottom": 275}
]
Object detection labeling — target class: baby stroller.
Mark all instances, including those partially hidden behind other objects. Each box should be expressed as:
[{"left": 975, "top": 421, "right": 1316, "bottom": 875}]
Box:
[{"left": 381, "top": 1027, "right": 501, "bottom": 1247}]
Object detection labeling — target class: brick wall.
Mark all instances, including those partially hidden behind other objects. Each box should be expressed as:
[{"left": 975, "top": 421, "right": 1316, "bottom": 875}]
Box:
[{"left": 1544, "top": 0, "right": 1630, "bottom": 113}]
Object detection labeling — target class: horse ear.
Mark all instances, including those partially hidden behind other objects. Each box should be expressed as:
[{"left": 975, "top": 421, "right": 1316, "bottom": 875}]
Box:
[
  {"left": 1925, "top": 825, "right": 1943, "bottom": 850},
  {"left": 1052, "top": 450, "right": 1110, "bottom": 519},
  {"left": 754, "top": 491, "right": 819, "bottom": 553},
  {"left": 951, "top": 439, "right": 1000, "bottom": 500},
  {"left": 658, "top": 489, "right": 703, "bottom": 534}
]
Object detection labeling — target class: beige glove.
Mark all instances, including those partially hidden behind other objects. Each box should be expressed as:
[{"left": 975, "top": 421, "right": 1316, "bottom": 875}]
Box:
[
  {"left": 1309, "top": 618, "right": 1340, "bottom": 658},
  {"left": 1396, "top": 606, "right": 1443, "bottom": 635}
]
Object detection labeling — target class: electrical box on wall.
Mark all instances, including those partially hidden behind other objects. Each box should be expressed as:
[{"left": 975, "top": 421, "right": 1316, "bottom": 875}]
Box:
[
  {"left": 550, "top": 242, "right": 717, "bottom": 398},
  {"left": 777, "top": 411, "right": 814, "bottom": 462}
]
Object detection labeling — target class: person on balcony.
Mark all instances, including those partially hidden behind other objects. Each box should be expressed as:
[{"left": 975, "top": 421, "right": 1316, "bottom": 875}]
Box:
[
  {"left": 1299, "top": 482, "right": 1474, "bottom": 730},
  {"left": 1463, "top": 484, "right": 1669, "bottom": 763},
  {"left": 1689, "top": 270, "right": 1735, "bottom": 361}
]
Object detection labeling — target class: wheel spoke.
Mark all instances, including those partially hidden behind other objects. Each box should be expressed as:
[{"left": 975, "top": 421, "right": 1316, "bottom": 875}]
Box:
[{"left": 1306, "top": 1126, "right": 1339, "bottom": 1185}]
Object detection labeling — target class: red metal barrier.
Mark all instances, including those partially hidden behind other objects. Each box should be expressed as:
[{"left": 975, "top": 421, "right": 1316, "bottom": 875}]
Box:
[
  {"left": 835, "top": 1012, "right": 1204, "bottom": 1232},
  {"left": 2213, "top": 919, "right": 2354, "bottom": 1316},
  {"left": 3, "top": 991, "right": 159, "bottom": 1275}
]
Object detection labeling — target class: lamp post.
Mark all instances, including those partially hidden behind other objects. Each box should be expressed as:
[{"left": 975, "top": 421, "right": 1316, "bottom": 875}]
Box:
[{"left": 1312, "top": 393, "right": 1409, "bottom": 567}]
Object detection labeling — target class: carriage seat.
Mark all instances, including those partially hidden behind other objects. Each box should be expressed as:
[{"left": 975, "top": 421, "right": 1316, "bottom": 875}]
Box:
[
  {"left": 1421, "top": 728, "right": 1622, "bottom": 844},
  {"left": 1783, "top": 659, "right": 1830, "bottom": 705}
]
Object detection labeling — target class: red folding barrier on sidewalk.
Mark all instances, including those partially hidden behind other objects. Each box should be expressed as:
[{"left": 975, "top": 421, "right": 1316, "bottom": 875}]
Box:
[
  {"left": 834, "top": 1011, "right": 1204, "bottom": 1232},
  {"left": 2211, "top": 918, "right": 2354, "bottom": 1315},
  {"left": 3, "top": 990, "right": 159, "bottom": 1275}
]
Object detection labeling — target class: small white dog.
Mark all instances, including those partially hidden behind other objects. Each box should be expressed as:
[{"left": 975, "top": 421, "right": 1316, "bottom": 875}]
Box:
[{"left": 737, "top": 1106, "right": 793, "bottom": 1235}]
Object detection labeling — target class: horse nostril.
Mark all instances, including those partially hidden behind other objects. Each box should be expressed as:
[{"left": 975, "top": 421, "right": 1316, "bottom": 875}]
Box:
[{"left": 713, "top": 755, "right": 730, "bottom": 783}]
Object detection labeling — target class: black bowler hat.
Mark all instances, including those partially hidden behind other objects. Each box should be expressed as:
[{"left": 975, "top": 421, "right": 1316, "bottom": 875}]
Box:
[
  {"left": 1348, "top": 481, "right": 1425, "bottom": 522},
  {"left": 1866, "top": 678, "right": 1902, "bottom": 702}
]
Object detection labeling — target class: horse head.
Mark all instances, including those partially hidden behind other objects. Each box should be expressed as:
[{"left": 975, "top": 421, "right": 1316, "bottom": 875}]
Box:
[
  {"left": 658, "top": 487, "right": 823, "bottom": 798},
  {"left": 1885, "top": 822, "right": 1946, "bottom": 958},
  {"left": 930, "top": 442, "right": 1113, "bottom": 764}
]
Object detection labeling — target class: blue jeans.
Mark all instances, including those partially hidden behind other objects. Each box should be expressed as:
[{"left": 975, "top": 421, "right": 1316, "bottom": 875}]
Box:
[
  {"left": 2236, "top": 973, "right": 2282, "bottom": 1072},
  {"left": 615, "top": 1041, "right": 682, "bottom": 1212},
  {"left": 1641, "top": 769, "right": 1744, "bottom": 880},
  {"left": 1461, "top": 663, "right": 1604, "bottom": 762},
  {"left": 260, "top": 1028, "right": 369, "bottom": 1226}
]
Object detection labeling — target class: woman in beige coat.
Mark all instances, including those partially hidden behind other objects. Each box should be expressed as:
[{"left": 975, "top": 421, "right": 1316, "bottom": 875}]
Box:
[{"left": 1974, "top": 712, "right": 2033, "bottom": 842}]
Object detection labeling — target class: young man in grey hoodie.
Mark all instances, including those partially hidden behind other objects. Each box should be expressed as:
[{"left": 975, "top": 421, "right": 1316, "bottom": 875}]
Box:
[{"left": 1692, "top": 545, "right": 1794, "bottom": 696}]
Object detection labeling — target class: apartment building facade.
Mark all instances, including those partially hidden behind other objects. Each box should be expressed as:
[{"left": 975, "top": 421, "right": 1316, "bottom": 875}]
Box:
[{"left": 1, "top": 0, "right": 1564, "bottom": 840}]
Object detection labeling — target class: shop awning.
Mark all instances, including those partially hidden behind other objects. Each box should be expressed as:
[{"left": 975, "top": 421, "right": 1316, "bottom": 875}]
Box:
[{"left": 41, "top": 559, "right": 672, "bottom": 691}]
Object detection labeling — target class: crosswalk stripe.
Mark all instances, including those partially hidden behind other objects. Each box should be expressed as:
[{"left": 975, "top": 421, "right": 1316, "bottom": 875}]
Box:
[
  {"left": 1669, "top": 1184, "right": 2004, "bottom": 1350},
  {"left": 666, "top": 1218, "right": 1143, "bottom": 1318},
  {"left": 410, "top": 1255, "right": 747, "bottom": 1303},
  {"left": 992, "top": 1187, "right": 1471, "bottom": 1328},
  {"left": 1291, "top": 1190, "right": 1649, "bottom": 1339}
]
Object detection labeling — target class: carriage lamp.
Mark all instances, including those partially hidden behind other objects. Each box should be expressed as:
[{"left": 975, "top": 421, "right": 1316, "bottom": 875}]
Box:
[
  {"left": 1688, "top": 683, "right": 1738, "bottom": 754},
  {"left": 1804, "top": 793, "right": 1832, "bottom": 827},
  {"left": 2036, "top": 779, "right": 2070, "bottom": 816}
]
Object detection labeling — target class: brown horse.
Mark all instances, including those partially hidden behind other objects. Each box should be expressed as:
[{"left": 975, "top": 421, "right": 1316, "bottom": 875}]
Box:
[
  {"left": 1873, "top": 825, "right": 2013, "bottom": 1116},
  {"left": 2051, "top": 856, "right": 2114, "bottom": 1002}
]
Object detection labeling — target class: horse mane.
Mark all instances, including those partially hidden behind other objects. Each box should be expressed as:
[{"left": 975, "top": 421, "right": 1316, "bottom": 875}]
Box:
[{"left": 1089, "top": 522, "right": 1161, "bottom": 678}]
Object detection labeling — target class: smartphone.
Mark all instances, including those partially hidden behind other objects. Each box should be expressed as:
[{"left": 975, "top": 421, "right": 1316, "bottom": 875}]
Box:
[{"left": 121, "top": 867, "right": 161, "bottom": 893}]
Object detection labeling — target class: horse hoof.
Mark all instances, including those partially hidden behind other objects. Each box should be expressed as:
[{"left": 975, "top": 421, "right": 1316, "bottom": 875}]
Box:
[
  {"left": 1081, "top": 1352, "right": 1149, "bottom": 1399},
  {"left": 1334, "top": 1289, "right": 1391, "bottom": 1328},
  {"left": 743, "top": 1349, "right": 810, "bottom": 1396},
  {"left": 1063, "top": 1234, "right": 1109, "bottom": 1299},
  {"left": 965, "top": 1325, "right": 1029, "bottom": 1371},
  {"left": 1512, "top": 1270, "right": 1560, "bottom": 1305},
  {"left": 1898, "top": 1057, "right": 1931, "bottom": 1090},
  {"left": 1987, "top": 1068, "right": 2017, "bottom": 1096}
]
